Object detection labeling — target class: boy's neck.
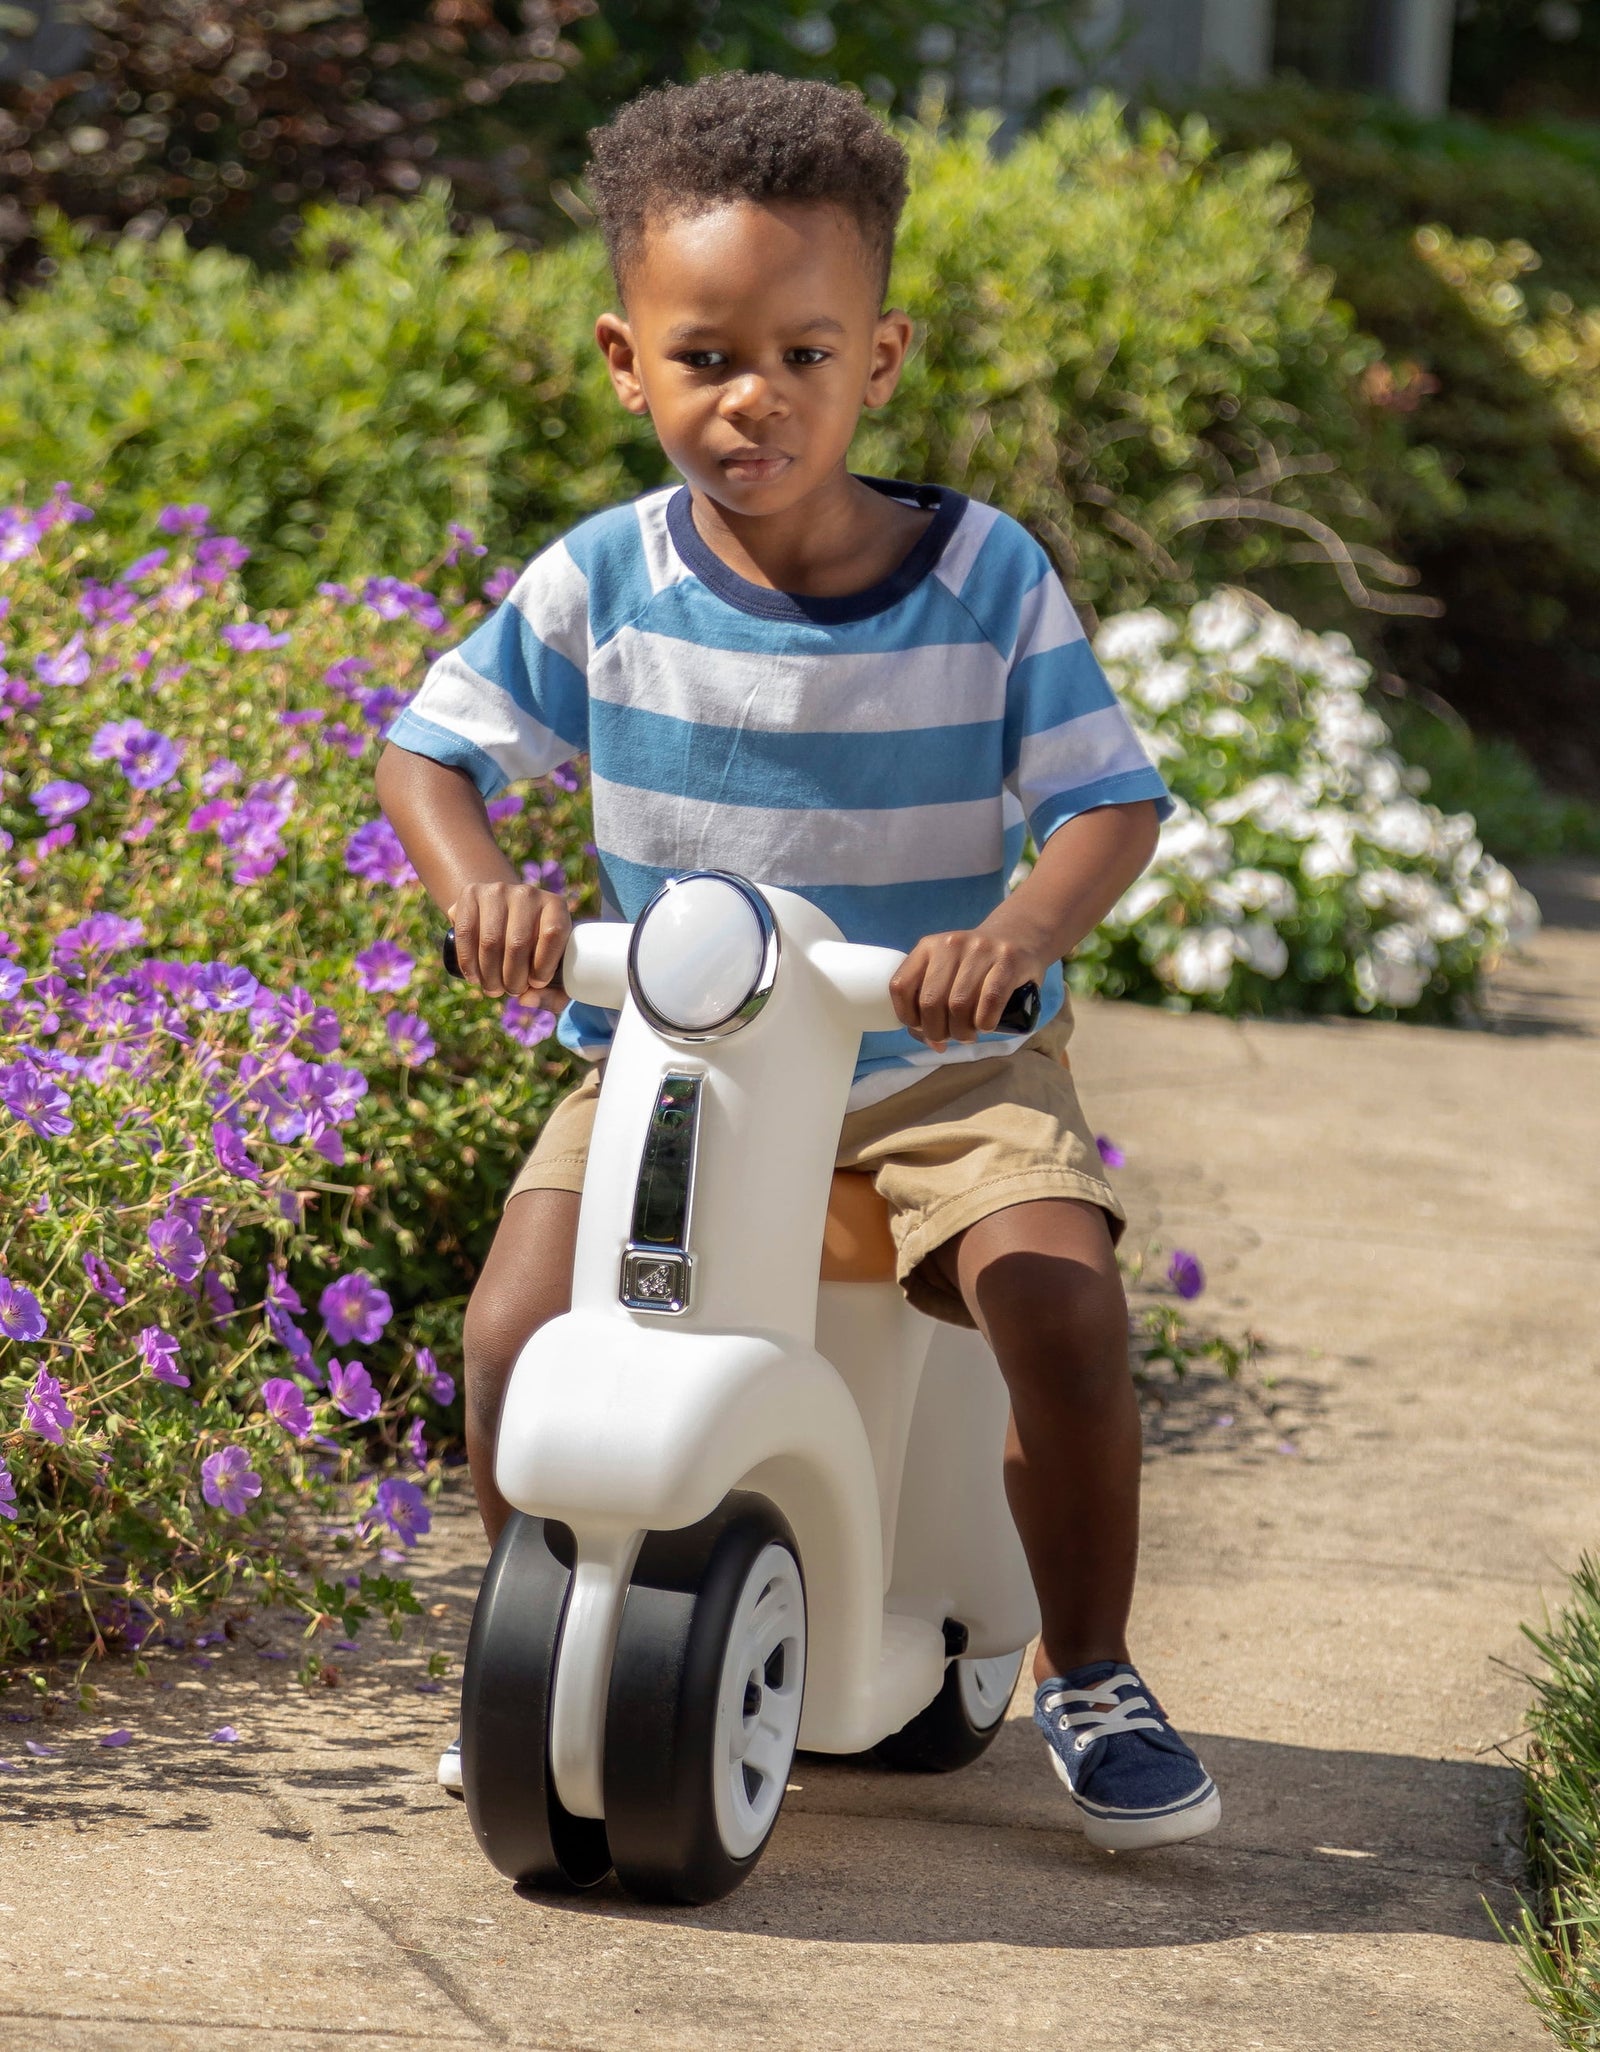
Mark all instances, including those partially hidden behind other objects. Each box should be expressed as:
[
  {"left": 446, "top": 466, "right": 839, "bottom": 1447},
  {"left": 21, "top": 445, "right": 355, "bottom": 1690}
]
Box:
[{"left": 686, "top": 467, "right": 933, "bottom": 599}]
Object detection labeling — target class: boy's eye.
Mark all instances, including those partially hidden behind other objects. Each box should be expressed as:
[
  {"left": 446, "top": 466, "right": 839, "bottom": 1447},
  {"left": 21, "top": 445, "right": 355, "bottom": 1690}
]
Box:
[
  {"left": 787, "top": 348, "right": 831, "bottom": 367},
  {"left": 675, "top": 351, "right": 728, "bottom": 370}
]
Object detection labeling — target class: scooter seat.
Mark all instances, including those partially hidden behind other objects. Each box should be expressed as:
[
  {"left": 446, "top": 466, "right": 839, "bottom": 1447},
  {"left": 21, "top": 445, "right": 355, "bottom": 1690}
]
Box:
[{"left": 820, "top": 1171, "right": 898, "bottom": 1283}]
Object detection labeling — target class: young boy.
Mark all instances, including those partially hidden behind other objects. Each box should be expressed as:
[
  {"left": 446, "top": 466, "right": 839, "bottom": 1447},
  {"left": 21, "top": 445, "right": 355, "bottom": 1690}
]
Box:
[{"left": 376, "top": 70, "right": 1220, "bottom": 1850}]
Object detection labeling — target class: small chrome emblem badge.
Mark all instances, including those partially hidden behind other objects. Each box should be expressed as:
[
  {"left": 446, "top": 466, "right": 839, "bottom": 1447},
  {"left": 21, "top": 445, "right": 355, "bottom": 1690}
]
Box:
[{"left": 620, "top": 1247, "right": 692, "bottom": 1316}]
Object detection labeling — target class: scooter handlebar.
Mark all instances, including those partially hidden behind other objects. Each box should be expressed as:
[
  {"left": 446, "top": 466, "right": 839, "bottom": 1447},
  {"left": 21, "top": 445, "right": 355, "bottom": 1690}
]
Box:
[{"left": 441, "top": 926, "right": 1039, "bottom": 1037}]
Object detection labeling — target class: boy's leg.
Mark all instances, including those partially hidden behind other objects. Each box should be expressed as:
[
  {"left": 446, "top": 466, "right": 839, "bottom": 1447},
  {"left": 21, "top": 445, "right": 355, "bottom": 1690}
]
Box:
[
  {"left": 460, "top": 1187, "right": 581, "bottom": 1548},
  {"left": 926, "top": 1195, "right": 1140, "bottom": 1686}
]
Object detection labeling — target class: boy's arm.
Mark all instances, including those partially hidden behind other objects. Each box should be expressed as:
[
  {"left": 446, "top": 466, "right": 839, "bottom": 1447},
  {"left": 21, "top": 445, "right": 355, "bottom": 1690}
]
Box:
[
  {"left": 890, "top": 800, "right": 1160, "bottom": 1050},
  {"left": 375, "top": 743, "right": 570, "bottom": 999}
]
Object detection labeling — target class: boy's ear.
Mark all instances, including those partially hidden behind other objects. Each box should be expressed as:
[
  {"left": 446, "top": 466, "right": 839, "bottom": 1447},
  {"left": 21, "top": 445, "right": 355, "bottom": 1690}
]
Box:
[
  {"left": 863, "top": 308, "right": 915, "bottom": 411},
  {"left": 595, "top": 312, "right": 650, "bottom": 417}
]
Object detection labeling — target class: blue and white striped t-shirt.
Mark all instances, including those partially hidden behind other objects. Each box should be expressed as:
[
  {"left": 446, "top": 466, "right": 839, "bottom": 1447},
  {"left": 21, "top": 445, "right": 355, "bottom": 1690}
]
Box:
[{"left": 387, "top": 479, "right": 1171, "bottom": 1107}]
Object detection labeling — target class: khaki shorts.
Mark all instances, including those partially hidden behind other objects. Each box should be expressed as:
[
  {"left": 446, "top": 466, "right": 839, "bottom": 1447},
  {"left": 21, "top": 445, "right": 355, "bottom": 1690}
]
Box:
[{"left": 508, "top": 1003, "right": 1124, "bottom": 1328}]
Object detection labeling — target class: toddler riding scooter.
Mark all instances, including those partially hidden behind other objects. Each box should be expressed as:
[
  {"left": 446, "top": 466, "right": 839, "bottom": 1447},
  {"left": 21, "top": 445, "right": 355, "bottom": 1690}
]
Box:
[{"left": 450, "top": 870, "right": 1041, "bottom": 1904}]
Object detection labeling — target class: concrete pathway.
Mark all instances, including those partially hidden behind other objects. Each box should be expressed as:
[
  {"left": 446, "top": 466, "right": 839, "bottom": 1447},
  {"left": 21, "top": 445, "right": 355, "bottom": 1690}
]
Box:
[{"left": 5, "top": 866, "right": 1598, "bottom": 2052}]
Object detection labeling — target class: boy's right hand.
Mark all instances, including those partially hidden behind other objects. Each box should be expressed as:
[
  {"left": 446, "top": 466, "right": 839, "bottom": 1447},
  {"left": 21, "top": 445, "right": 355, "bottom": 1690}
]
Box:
[{"left": 448, "top": 881, "right": 571, "bottom": 1000}]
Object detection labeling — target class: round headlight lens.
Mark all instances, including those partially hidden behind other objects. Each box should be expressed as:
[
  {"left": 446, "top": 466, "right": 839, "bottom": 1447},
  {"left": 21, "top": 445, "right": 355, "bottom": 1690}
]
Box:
[{"left": 628, "top": 873, "right": 777, "bottom": 1037}]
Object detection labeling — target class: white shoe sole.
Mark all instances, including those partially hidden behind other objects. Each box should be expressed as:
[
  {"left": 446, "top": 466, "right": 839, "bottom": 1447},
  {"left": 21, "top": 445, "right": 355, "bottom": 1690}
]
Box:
[
  {"left": 438, "top": 1745, "right": 463, "bottom": 1798},
  {"left": 1048, "top": 1746, "right": 1222, "bottom": 1850}
]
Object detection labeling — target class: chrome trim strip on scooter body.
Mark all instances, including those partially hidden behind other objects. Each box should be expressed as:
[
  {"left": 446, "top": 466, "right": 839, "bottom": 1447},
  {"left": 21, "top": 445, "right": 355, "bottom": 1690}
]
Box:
[{"left": 619, "top": 1070, "right": 702, "bottom": 1316}]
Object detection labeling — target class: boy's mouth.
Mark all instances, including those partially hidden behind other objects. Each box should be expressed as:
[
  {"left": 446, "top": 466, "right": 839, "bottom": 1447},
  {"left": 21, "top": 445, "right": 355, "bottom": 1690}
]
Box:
[{"left": 718, "top": 448, "right": 793, "bottom": 483}]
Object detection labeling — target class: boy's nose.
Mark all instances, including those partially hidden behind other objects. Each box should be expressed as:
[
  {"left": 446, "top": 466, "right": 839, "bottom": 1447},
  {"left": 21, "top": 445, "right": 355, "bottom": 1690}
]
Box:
[{"left": 719, "top": 373, "right": 787, "bottom": 423}]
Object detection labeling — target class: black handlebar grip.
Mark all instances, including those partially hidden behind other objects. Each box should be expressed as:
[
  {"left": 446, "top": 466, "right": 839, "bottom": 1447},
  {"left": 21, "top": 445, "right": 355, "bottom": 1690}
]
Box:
[
  {"left": 997, "top": 980, "right": 1041, "bottom": 1036},
  {"left": 441, "top": 928, "right": 464, "bottom": 980}
]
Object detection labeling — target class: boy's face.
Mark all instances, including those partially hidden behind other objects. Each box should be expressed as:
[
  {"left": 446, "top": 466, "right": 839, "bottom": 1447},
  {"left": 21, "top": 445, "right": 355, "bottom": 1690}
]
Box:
[{"left": 595, "top": 200, "right": 913, "bottom": 518}]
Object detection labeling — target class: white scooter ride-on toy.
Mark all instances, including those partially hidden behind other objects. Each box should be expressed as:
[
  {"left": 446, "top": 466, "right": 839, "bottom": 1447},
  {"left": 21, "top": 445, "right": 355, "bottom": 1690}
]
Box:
[{"left": 446, "top": 870, "right": 1042, "bottom": 1905}]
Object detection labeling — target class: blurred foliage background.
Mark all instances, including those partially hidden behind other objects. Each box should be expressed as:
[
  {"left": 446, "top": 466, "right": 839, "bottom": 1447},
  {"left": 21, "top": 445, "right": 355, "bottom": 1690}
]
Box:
[{"left": 3, "top": 0, "right": 1600, "bottom": 851}]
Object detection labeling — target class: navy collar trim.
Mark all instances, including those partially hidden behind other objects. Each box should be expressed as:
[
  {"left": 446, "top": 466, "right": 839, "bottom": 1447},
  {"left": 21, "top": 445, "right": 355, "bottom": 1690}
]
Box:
[{"left": 665, "top": 477, "right": 968, "bottom": 624}]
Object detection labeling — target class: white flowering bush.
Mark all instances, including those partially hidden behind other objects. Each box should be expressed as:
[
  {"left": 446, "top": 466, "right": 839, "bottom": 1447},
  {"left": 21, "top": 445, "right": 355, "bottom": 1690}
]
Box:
[{"left": 1074, "top": 592, "right": 1539, "bottom": 1019}]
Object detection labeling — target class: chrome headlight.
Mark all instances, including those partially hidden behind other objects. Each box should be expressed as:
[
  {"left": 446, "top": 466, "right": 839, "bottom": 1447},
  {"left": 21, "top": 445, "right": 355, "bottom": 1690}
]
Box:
[{"left": 627, "top": 872, "right": 779, "bottom": 1040}]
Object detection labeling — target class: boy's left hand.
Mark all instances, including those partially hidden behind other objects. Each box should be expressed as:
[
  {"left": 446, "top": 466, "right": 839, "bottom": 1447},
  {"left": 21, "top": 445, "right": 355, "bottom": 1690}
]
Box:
[{"left": 889, "top": 929, "right": 1047, "bottom": 1049}]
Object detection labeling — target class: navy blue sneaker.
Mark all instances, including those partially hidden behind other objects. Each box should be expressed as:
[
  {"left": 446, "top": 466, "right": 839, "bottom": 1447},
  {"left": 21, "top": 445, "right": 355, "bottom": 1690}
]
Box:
[{"left": 1034, "top": 1662, "right": 1221, "bottom": 1850}]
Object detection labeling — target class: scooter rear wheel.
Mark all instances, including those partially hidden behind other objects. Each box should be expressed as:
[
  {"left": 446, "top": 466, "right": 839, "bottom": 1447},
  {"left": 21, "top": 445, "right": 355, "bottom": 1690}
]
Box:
[
  {"left": 460, "top": 1512, "right": 613, "bottom": 1891},
  {"left": 873, "top": 1648, "right": 1026, "bottom": 1772},
  {"left": 603, "top": 1494, "right": 805, "bottom": 1905}
]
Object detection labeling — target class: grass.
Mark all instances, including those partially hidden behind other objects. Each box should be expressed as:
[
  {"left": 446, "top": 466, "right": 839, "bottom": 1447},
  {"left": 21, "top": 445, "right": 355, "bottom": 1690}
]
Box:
[
  {"left": 1384, "top": 697, "right": 1600, "bottom": 866},
  {"left": 1503, "top": 1554, "right": 1600, "bottom": 2043}
]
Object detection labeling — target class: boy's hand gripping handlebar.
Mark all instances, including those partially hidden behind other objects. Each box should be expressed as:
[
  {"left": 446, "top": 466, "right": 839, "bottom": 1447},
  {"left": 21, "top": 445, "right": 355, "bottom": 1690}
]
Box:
[{"left": 440, "top": 927, "right": 1041, "bottom": 1037}]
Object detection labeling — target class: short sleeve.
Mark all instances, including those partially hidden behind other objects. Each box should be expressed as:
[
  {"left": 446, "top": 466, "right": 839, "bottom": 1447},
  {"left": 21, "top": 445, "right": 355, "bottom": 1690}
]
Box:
[
  {"left": 1002, "top": 554, "right": 1171, "bottom": 846},
  {"left": 385, "top": 539, "right": 591, "bottom": 799}
]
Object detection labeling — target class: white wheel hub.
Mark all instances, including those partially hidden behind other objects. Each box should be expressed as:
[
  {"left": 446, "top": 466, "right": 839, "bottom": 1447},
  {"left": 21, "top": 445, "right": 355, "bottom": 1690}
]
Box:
[
  {"left": 711, "top": 1542, "right": 806, "bottom": 1860},
  {"left": 957, "top": 1649, "right": 1025, "bottom": 1731}
]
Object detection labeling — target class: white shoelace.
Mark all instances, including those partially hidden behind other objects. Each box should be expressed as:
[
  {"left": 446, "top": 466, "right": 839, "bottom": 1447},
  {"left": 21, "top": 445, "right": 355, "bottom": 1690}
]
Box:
[{"left": 1040, "top": 1675, "right": 1164, "bottom": 1753}]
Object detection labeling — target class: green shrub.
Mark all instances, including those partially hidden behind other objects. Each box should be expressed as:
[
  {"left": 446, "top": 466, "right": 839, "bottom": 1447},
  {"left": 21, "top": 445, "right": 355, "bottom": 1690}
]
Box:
[
  {"left": 1502, "top": 1554, "right": 1600, "bottom": 2046},
  {"left": 1383, "top": 699, "right": 1600, "bottom": 865},
  {"left": 0, "top": 105, "right": 1413, "bottom": 629},
  {"left": 0, "top": 490, "right": 593, "bottom": 1662},
  {"left": 1195, "top": 82, "right": 1600, "bottom": 801}
]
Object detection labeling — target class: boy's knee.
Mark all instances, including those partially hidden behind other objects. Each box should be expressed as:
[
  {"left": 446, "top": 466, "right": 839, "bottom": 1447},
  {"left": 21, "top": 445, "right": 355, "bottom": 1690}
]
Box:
[{"left": 978, "top": 1258, "right": 1130, "bottom": 1394}]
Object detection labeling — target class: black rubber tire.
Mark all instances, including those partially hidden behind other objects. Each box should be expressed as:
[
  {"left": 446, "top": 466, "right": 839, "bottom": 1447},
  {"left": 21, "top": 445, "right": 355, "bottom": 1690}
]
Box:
[
  {"left": 460, "top": 1513, "right": 613, "bottom": 1891},
  {"left": 603, "top": 1493, "right": 803, "bottom": 1906},
  {"left": 872, "top": 1653, "right": 1020, "bottom": 1773}
]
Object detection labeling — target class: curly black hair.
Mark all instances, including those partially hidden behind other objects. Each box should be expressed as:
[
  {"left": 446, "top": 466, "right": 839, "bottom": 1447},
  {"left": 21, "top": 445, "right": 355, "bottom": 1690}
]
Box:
[{"left": 586, "top": 72, "right": 909, "bottom": 298}]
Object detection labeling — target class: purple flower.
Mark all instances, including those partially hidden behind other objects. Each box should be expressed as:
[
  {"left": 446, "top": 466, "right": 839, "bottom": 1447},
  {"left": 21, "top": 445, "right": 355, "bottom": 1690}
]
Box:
[
  {"left": 187, "top": 798, "right": 232, "bottom": 834},
  {"left": 89, "top": 718, "right": 182, "bottom": 791},
  {"left": 0, "top": 1458, "right": 15, "bottom": 1522},
  {"left": 261, "top": 1376, "right": 313, "bottom": 1436},
  {"left": 193, "top": 962, "right": 260, "bottom": 1013},
  {"left": 324, "top": 720, "right": 367, "bottom": 760},
  {"left": 323, "top": 657, "right": 371, "bottom": 694},
  {"left": 1167, "top": 1249, "right": 1206, "bottom": 1301},
  {"left": 328, "top": 1357, "right": 380, "bottom": 1423},
  {"left": 445, "top": 521, "right": 486, "bottom": 565},
  {"left": 53, "top": 912, "right": 143, "bottom": 971},
  {"left": 278, "top": 707, "right": 323, "bottom": 727},
  {"left": 483, "top": 565, "right": 518, "bottom": 603},
  {"left": 362, "top": 576, "right": 446, "bottom": 633},
  {"left": 99, "top": 1729, "right": 133, "bottom": 1748},
  {"left": 157, "top": 503, "right": 211, "bottom": 535},
  {"left": 385, "top": 1012, "right": 436, "bottom": 1067},
  {"left": 200, "top": 758, "right": 241, "bottom": 797},
  {"left": 370, "top": 1475, "right": 430, "bottom": 1546},
  {"left": 523, "top": 858, "right": 567, "bottom": 894},
  {"left": 212, "top": 1119, "right": 261, "bottom": 1182},
  {"left": 1095, "top": 1135, "right": 1126, "bottom": 1170},
  {"left": 405, "top": 1417, "right": 428, "bottom": 1465},
  {"left": 318, "top": 581, "right": 356, "bottom": 603},
  {"left": 148, "top": 1211, "right": 204, "bottom": 1285},
  {"left": 202, "top": 1270, "right": 236, "bottom": 1322},
  {"left": 35, "top": 635, "right": 91, "bottom": 688},
  {"left": 344, "top": 819, "right": 417, "bottom": 889},
  {"left": 221, "top": 621, "right": 292, "bottom": 653},
  {"left": 82, "top": 1251, "right": 126, "bottom": 1306},
  {"left": 194, "top": 535, "right": 249, "bottom": 585},
  {"left": 320, "top": 1271, "right": 392, "bottom": 1347},
  {"left": 0, "top": 673, "right": 43, "bottom": 721},
  {"left": 23, "top": 1740, "right": 57, "bottom": 1757},
  {"left": 415, "top": 1349, "right": 455, "bottom": 1406},
  {"left": 0, "top": 1058, "right": 73, "bottom": 1138},
  {"left": 354, "top": 941, "right": 415, "bottom": 994},
  {"left": 122, "top": 548, "right": 169, "bottom": 583},
  {"left": 201, "top": 1446, "right": 261, "bottom": 1516},
  {"left": 30, "top": 822, "right": 75, "bottom": 860},
  {"left": 485, "top": 792, "right": 525, "bottom": 823},
  {"left": 39, "top": 482, "right": 92, "bottom": 529},
  {"left": 139, "top": 1326, "right": 189, "bottom": 1388},
  {"left": 0, "top": 962, "right": 22, "bottom": 1002},
  {"left": 549, "top": 763, "right": 582, "bottom": 794},
  {"left": 31, "top": 780, "right": 91, "bottom": 825},
  {"left": 0, "top": 1277, "right": 47, "bottom": 1342},
  {"left": 78, "top": 580, "right": 138, "bottom": 624},
  {"left": 209, "top": 1726, "right": 239, "bottom": 1743},
  {"left": 24, "top": 1369, "right": 73, "bottom": 1444},
  {"left": 501, "top": 997, "right": 556, "bottom": 1048}
]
